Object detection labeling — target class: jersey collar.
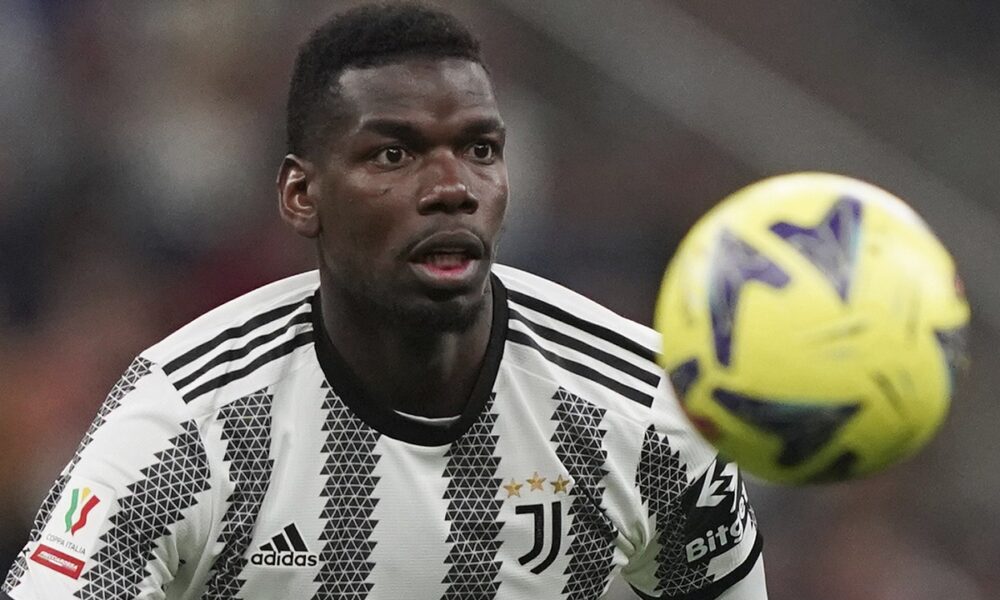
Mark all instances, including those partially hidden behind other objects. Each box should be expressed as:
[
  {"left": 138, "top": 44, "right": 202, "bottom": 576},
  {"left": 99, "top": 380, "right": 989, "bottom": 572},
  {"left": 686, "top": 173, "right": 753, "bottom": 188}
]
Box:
[{"left": 311, "top": 275, "right": 508, "bottom": 446}]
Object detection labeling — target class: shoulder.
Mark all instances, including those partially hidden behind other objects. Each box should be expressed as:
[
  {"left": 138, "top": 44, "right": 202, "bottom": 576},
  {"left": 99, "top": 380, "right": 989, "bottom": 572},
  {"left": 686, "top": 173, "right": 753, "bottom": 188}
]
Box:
[
  {"left": 493, "top": 264, "right": 661, "bottom": 356},
  {"left": 493, "top": 266, "right": 722, "bottom": 502},
  {"left": 493, "top": 264, "right": 669, "bottom": 424},
  {"left": 140, "top": 271, "right": 320, "bottom": 412}
]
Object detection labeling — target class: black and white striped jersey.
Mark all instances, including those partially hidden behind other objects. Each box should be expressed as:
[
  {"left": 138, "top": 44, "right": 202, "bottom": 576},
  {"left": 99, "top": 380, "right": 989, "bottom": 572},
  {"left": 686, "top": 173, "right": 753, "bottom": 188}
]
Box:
[{"left": 4, "top": 265, "right": 765, "bottom": 600}]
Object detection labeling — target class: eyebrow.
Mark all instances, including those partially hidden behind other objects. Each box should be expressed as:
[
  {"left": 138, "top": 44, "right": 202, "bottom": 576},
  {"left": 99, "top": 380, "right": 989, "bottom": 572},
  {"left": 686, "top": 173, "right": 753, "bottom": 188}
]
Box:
[
  {"left": 356, "top": 117, "right": 506, "bottom": 146},
  {"left": 459, "top": 117, "right": 506, "bottom": 139}
]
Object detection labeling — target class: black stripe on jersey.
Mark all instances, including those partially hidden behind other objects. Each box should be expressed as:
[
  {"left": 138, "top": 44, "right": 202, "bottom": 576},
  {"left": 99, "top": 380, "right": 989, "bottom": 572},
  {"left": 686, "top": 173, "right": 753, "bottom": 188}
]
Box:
[
  {"left": 636, "top": 426, "right": 709, "bottom": 595},
  {"left": 77, "top": 420, "right": 211, "bottom": 600},
  {"left": 202, "top": 390, "right": 275, "bottom": 600},
  {"left": 630, "top": 535, "right": 763, "bottom": 600},
  {"left": 171, "top": 309, "right": 313, "bottom": 392},
  {"left": 181, "top": 331, "right": 315, "bottom": 403},
  {"left": 507, "top": 289, "right": 658, "bottom": 363},
  {"left": 507, "top": 329, "right": 655, "bottom": 407},
  {"left": 441, "top": 394, "right": 504, "bottom": 599},
  {"left": 314, "top": 384, "right": 381, "bottom": 599},
  {"left": 508, "top": 307, "right": 661, "bottom": 387},
  {"left": 551, "top": 388, "right": 617, "bottom": 599},
  {"left": 162, "top": 299, "right": 308, "bottom": 375}
]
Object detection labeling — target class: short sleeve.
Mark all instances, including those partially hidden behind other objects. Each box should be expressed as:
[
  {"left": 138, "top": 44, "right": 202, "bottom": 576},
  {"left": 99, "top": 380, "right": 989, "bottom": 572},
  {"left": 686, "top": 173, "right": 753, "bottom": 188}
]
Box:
[
  {"left": 3, "top": 358, "right": 214, "bottom": 600},
  {"left": 622, "top": 380, "right": 766, "bottom": 600}
]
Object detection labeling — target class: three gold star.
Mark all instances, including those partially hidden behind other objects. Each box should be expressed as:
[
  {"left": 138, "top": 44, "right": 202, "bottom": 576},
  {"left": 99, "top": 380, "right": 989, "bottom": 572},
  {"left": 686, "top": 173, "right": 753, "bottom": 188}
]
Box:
[{"left": 501, "top": 473, "right": 572, "bottom": 497}]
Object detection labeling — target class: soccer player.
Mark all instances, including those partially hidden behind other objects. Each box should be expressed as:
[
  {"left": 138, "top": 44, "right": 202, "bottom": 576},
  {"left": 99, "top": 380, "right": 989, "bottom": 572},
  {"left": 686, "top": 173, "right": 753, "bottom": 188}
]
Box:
[{"left": 3, "top": 4, "right": 767, "bottom": 599}]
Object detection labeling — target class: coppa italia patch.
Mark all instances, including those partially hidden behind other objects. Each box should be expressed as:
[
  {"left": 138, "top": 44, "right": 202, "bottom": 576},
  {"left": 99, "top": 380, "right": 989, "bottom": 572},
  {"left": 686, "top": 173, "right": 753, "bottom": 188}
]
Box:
[{"left": 32, "top": 478, "right": 115, "bottom": 579}]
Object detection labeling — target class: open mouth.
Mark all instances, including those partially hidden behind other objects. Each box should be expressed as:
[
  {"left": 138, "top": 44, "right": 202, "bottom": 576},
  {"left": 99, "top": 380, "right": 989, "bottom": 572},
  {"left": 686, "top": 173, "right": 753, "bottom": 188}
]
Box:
[
  {"left": 408, "top": 231, "right": 485, "bottom": 286},
  {"left": 418, "top": 250, "right": 473, "bottom": 271}
]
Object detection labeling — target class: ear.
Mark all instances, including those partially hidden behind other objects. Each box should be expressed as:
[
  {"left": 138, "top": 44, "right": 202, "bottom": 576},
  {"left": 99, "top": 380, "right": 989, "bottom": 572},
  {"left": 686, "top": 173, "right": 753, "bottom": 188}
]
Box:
[{"left": 277, "top": 154, "right": 321, "bottom": 238}]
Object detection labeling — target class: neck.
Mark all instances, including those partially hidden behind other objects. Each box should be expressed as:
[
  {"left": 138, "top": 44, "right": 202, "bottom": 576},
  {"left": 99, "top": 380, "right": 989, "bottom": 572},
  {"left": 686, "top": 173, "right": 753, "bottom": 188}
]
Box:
[{"left": 318, "top": 278, "right": 495, "bottom": 418}]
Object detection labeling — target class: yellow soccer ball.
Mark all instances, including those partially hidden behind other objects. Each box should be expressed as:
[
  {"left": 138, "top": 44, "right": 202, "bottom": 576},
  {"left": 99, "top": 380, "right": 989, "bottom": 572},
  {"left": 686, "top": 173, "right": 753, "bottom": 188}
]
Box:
[{"left": 655, "top": 173, "right": 970, "bottom": 484}]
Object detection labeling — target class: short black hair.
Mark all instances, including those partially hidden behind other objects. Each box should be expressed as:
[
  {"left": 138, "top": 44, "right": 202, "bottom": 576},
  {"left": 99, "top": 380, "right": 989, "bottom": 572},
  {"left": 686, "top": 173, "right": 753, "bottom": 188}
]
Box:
[{"left": 286, "top": 2, "right": 484, "bottom": 158}]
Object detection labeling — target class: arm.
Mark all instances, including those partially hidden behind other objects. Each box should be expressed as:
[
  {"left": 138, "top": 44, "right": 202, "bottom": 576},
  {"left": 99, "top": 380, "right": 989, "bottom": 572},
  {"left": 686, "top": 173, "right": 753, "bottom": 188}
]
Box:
[
  {"left": 622, "top": 380, "right": 768, "bottom": 600},
  {"left": 2, "top": 358, "right": 213, "bottom": 600}
]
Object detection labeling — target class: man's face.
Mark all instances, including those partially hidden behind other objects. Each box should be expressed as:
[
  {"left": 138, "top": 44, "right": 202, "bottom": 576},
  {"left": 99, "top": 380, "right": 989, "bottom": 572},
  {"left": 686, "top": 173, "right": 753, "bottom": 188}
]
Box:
[{"left": 305, "top": 58, "right": 508, "bottom": 331}]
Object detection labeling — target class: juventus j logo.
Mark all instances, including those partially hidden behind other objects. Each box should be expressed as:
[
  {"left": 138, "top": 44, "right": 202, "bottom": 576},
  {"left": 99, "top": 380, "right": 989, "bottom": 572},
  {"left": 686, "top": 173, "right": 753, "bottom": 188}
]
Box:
[{"left": 516, "top": 501, "right": 563, "bottom": 574}]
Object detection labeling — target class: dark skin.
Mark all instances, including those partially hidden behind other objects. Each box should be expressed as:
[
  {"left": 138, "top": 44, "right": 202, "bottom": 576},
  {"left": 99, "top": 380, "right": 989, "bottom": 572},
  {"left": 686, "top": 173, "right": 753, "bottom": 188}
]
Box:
[{"left": 278, "top": 58, "right": 508, "bottom": 418}]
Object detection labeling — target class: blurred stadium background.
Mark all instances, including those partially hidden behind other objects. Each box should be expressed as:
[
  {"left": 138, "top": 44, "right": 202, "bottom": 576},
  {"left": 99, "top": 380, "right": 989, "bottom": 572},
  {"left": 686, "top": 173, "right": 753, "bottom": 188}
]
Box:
[{"left": 2, "top": 1, "right": 998, "bottom": 598}]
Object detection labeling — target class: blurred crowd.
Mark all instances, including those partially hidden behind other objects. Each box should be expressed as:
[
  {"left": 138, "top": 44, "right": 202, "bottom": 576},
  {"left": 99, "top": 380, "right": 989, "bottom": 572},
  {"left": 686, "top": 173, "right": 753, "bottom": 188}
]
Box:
[{"left": 1, "top": 2, "right": 998, "bottom": 599}]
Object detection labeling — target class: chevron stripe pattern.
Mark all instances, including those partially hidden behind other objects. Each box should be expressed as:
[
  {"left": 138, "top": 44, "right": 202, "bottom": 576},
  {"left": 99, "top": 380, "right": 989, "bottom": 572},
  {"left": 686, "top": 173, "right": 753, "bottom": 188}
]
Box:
[
  {"left": 201, "top": 390, "right": 275, "bottom": 600},
  {"left": 312, "top": 384, "right": 381, "bottom": 600},
  {"left": 440, "top": 394, "right": 505, "bottom": 599},
  {"left": 76, "top": 419, "right": 211, "bottom": 600},
  {"left": 551, "top": 388, "right": 616, "bottom": 600}
]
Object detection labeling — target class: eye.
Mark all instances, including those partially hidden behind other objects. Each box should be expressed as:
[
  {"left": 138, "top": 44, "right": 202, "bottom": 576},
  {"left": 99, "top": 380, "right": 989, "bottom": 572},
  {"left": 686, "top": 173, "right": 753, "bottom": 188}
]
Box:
[
  {"left": 372, "top": 146, "right": 413, "bottom": 168},
  {"left": 467, "top": 141, "right": 498, "bottom": 163}
]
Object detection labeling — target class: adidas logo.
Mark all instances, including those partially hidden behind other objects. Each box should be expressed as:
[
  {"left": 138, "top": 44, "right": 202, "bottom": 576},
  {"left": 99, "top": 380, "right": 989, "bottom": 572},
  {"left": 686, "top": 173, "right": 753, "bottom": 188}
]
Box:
[{"left": 250, "top": 523, "right": 319, "bottom": 568}]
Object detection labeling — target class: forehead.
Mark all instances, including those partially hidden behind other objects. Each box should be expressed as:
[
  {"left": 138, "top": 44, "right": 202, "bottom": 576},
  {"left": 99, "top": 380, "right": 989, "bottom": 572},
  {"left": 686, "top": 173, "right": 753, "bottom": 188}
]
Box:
[{"left": 336, "top": 58, "right": 500, "bottom": 127}]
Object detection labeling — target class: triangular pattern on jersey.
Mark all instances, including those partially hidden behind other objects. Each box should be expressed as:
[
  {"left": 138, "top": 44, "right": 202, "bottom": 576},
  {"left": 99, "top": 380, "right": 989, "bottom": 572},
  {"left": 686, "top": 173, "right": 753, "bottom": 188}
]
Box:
[
  {"left": 201, "top": 389, "right": 275, "bottom": 600},
  {"left": 313, "top": 383, "right": 381, "bottom": 600},
  {"left": 76, "top": 419, "right": 211, "bottom": 600},
  {"left": 551, "top": 388, "right": 616, "bottom": 600},
  {"left": 3, "top": 357, "right": 153, "bottom": 595},
  {"left": 441, "top": 393, "right": 504, "bottom": 599},
  {"left": 636, "top": 425, "right": 710, "bottom": 597}
]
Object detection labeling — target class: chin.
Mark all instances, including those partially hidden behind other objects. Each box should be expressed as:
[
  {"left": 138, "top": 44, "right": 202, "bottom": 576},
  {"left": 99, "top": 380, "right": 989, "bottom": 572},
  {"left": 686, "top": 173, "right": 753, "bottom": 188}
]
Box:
[
  {"left": 388, "top": 294, "right": 486, "bottom": 333},
  {"left": 333, "top": 265, "right": 492, "bottom": 333}
]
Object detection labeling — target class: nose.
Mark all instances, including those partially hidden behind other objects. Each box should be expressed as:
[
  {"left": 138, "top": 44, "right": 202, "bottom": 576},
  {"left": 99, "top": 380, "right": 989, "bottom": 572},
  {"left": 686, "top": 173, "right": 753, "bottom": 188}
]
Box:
[{"left": 417, "top": 151, "right": 479, "bottom": 215}]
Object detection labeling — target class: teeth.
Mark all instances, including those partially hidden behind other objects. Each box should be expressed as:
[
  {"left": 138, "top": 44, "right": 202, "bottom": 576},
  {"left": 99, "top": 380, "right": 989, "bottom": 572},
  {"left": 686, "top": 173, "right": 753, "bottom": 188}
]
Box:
[{"left": 425, "top": 252, "right": 467, "bottom": 267}]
